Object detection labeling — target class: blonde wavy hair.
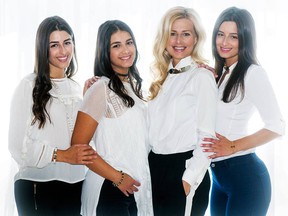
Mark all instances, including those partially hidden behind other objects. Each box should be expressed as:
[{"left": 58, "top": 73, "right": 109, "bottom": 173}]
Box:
[{"left": 148, "top": 6, "right": 207, "bottom": 100}]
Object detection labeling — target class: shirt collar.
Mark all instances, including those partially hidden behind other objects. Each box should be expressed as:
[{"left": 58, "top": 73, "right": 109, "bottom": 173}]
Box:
[
  {"left": 168, "top": 56, "right": 196, "bottom": 72},
  {"left": 225, "top": 61, "right": 237, "bottom": 73}
]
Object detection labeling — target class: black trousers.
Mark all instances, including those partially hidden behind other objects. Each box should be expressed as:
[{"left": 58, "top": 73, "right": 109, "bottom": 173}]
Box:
[
  {"left": 96, "top": 179, "right": 137, "bottom": 216},
  {"left": 14, "top": 179, "right": 83, "bottom": 216},
  {"left": 148, "top": 150, "right": 211, "bottom": 216}
]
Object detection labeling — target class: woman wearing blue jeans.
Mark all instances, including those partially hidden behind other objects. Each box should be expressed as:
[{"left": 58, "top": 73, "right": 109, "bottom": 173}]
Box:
[{"left": 202, "top": 7, "right": 285, "bottom": 216}]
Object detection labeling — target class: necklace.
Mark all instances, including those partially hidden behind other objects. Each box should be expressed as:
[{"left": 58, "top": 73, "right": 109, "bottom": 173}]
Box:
[
  {"left": 115, "top": 72, "right": 129, "bottom": 77},
  {"left": 168, "top": 65, "right": 191, "bottom": 74},
  {"left": 52, "top": 79, "right": 75, "bottom": 135},
  {"left": 115, "top": 71, "right": 130, "bottom": 82}
]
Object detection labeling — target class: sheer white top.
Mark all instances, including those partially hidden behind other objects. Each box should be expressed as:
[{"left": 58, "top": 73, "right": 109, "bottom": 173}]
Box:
[{"left": 80, "top": 76, "right": 153, "bottom": 216}]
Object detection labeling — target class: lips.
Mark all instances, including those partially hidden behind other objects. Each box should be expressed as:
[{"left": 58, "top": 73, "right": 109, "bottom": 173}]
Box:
[
  {"left": 120, "top": 55, "right": 131, "bottom": 60},
  {"left": 220, "top": 47, "right": 231, "bottom": 53},
  {"left": 57, "top": 56, "right": 69, "bottom": 62},
  {"left": 173, "top": 46, "right": 185, "bottom": 52}
]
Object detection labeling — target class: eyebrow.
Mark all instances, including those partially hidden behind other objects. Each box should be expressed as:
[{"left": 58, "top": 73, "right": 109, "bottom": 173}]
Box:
[
  {"left": 49, "top": 38, "right": 72, "bottom": 44},
  {"left": 110, "top": 38, "right": 133, "bottom": 46},
  {"left": 218, "top": 30, "right": 238, "bottom": 35},
  {"left": 171, "top": 30, "right": 192, "bottom": 32}
]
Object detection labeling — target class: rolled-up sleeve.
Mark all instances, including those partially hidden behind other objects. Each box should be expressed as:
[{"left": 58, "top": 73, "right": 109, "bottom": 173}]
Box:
[{"left": 246, "top": 66, "right": 285, "bottom": 136}]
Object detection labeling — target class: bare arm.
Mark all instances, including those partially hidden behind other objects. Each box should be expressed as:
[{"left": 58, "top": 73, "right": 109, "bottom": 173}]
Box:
[{"left": 71, "top": 111, "right": 140, "bottom": 196}]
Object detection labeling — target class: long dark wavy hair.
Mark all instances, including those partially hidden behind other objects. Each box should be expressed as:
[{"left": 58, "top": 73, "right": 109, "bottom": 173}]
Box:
[
  {"left": 32, "top": 16, "right": 77, "bottom": 128},
  {"left": 94, "top": 20, "right": 143, "bottom": 107},
  {"left": 212, "top": 7, "right": 258, "bottom": 102}
]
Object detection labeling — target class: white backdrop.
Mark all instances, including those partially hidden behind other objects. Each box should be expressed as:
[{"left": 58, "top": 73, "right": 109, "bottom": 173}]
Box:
[{"left": 1, "top": 0, "right": 287, "bottom": 215}]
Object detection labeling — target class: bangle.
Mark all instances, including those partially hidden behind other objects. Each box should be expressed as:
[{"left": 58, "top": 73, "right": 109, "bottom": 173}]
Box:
[
  {"left": 112, "top": 170, "right": 125, "bottom": 187},
  {"left": 53, "top": 148, "right": 58, "bottom": 163}
]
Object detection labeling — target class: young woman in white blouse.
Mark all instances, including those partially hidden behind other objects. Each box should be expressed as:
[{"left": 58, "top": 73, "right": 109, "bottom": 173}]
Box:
[
  {"left": 201, "top": 7, "right": 285, "bottom": 216},
  {"left": 8, "top": 16, "right": 96, "bottom": 216},
  {"left": 71, "top": 20, "right": 153, "bottom": 216},
  {"left": 147, "top": 6, "right": 217, "bottom": 216}
]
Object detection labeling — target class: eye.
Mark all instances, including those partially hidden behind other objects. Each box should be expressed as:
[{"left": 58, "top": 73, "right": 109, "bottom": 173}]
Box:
[
  {"left": 65, "top": 41, "right": 72, "bottom": 45},
  {"left": 170, "top": 32, "right": 177, "bottom": 37},
  {"left": 127, "top": 40, "right": 134, "bottom": 45},
  {"left": 50, "top": 43, "right": 58, "bottom": 48},
  {"left": 216, "top": 32, "right": 224, "bottom": 37},
  {"left": 182, "top": 32, "right": 191, "bottom": 37},
  {"left": 231, "top": 35, "right": 238, "bottom": 40},
  {"left": 111, "top": 43, "right": 120, "bottom": 49}
]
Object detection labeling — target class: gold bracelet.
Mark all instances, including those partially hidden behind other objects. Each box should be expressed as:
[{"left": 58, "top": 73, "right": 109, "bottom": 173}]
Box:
[
  {"left": 53, "top": 148, "right": 58, "bottom": 163},
  {"left": 230, "top": 141, "right": 236, "bottom": 154},
  {"left": 112, "top": 170, "right": 125, "bottom": 187}
]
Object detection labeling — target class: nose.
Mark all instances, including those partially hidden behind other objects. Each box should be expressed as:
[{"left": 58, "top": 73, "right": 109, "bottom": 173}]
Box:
[
  {"left": 176, "top": 34, "right": 181, "bottom": 43},
  {"left": 59, "top": 45, "right": 67, "bottom": 54},
  {"left": 221, "top": 36, "right": 228, "bottom": 46},
  {"left": 122, "top": 46, "right": 130, "bottom": 54}
]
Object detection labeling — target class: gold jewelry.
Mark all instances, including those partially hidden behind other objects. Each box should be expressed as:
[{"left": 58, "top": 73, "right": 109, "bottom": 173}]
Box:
[
  {"left": 168, "top": 65, "right": 191, "bottom": 74},
  {"left": 53, "top": 147, "right": 58, "bottom": 163},
  {"left": 230, "top": 141, "right": 236, "bottom": 154}
]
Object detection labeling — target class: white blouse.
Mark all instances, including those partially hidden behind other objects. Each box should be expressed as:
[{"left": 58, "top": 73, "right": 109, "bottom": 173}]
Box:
[
  {"left": 8, "top": 73, "right": 86, "bottom": 183},
  {"left": 148, "top": 56, "right": 217, "bottom": 191},
  {"left": 80, "top": 77, "right": 153, "bottom": 216},
  {"left": 214, "top": 63, "right": 285, "bottom": 162}
]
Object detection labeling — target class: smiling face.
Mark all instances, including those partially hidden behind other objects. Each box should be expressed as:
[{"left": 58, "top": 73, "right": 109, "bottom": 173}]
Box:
[
  {"left": 110, "top": 30, "right": 136, "bottom": 75},
  {"left": 48, "top": 30, "right": 74, "bottom": 78},
  {"left": 166, "top": 18, "right": 198, "bottom": 66},
  {"left": 216, "top": 21, "right": 239, "bottom": 67}
]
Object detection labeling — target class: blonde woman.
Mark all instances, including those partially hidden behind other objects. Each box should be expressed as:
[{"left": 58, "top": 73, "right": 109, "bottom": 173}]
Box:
[{"left": 148, "top": 6, "right": 217, "bottom": 216}]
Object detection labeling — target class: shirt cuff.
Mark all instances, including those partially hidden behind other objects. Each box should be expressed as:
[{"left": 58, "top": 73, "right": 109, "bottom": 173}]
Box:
[{"left": 182, "top": 168, "right": 201, "bottom": 191}]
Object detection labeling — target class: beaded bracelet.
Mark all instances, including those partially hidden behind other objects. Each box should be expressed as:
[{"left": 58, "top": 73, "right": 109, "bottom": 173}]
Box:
[
  {"left": 112, "top": 170, "right": 125, "bottom": 187},
  {"left": 52, "top": 147, "right": 58, "bottom": 163}
]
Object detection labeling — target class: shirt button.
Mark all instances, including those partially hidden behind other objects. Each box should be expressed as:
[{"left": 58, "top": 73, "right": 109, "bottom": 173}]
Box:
[{"left": 211, "top": 163, "right": 215, "bottom": 168}]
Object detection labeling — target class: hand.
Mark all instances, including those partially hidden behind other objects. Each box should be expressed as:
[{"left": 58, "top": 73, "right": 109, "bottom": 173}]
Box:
[
  {"left": 182, "top": 180, "right": 191, "bottom": 196},
  {"left": 83, "top": 76, "right": 100, "bottom": 95},
  {"left": 58, "top": 144, "right": 97, "bottom": 164},
  {"left": 198, "top": 63, "right": 218, "bottom": 78},
  {"left": 117, "top": 173, "right": 141, "bottom": 197},
  {"left": 201, "top": 133, "right": 236, "bottom": 159}
]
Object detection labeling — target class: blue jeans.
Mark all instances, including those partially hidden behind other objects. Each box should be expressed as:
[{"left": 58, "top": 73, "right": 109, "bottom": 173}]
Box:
[{"left": 210, "top": 153, "right": 271, "bottom": 216}]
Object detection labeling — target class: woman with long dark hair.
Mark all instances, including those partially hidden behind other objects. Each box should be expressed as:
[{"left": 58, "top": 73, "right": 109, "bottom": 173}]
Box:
[
  {"left": 9, "top": 16, "right": 96, "bottom": 216},
  {"left": 71, "top": 20, "right": 153, "bottom": 216},
  {"left": 202, "top": 7, "right": 285, "bottom": 216}
]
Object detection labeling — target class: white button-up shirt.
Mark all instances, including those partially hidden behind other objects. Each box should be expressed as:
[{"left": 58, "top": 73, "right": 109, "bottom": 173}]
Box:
[
  {"left": 148, "top": 56, "right": 217, "bottom": 189},
  {"left": 214, "top": 63, "right": 285, "bottom": 162}
]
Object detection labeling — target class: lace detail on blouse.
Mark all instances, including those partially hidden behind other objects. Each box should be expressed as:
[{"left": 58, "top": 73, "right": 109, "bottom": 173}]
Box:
[{"left": 105, "top": 87, "right": 128, "bottom": 118}]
